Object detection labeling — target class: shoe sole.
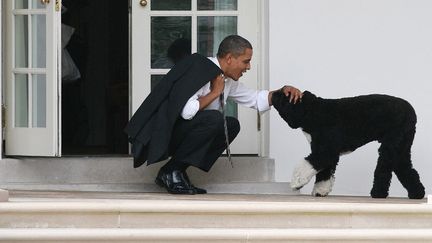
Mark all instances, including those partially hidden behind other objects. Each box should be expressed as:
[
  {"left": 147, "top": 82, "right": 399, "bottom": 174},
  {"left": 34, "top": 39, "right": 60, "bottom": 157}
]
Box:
[{"left": 154, "top": 178, "right": 196, "bottom": 195}]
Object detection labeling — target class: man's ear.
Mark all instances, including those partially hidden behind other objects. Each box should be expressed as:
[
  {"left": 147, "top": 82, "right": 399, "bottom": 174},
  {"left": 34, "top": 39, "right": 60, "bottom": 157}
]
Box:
[{"left": 225, "top": 53, "right": 233, "bottom": 64}]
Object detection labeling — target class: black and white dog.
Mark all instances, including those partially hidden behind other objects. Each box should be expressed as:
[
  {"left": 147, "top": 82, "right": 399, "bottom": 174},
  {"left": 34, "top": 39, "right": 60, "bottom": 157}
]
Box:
[{"left": 272, "top": 90, "right": 425, "bottom": 199}]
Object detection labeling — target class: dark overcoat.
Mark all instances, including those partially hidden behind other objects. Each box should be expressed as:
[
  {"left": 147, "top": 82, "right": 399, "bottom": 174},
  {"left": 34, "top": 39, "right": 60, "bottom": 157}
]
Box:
[{"left": 124, "top": 53, "right": 222, "bottom": 168}]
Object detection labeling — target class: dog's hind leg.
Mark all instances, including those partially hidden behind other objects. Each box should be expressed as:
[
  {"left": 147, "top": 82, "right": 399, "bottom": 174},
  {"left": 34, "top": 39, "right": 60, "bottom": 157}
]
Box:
[
  {"left": 370, "top": 142, "right": 395, "bottom": 198},
  {"left": 312, "top": 165, "right": 337, "bottom": 197},
  {"left": 393, "top": 129, "right": 425, "bottom": 199}
]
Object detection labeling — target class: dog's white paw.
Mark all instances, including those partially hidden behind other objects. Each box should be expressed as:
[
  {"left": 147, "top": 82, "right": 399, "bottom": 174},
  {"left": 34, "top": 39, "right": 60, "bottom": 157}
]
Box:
[
  {"left": 312, "top": 176, "right": 335, "bottom": 197},
  {"left": 291, "top": 159, "right": 317, "bottom": 190},
  {"left": 303, "top": 131, "right": 312, "bottom": 144}
]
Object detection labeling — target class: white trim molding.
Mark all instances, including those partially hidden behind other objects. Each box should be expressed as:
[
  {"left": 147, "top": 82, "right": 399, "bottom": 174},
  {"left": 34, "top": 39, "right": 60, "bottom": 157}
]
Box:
[{"left": 259, "top": 0, "right": 270, "bottom": 157}]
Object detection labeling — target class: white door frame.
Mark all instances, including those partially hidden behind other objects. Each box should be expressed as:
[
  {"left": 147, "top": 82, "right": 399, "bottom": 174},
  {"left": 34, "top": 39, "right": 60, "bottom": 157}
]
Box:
[{"left": 258, "top": 0, "right": 270, "bottom": 157}]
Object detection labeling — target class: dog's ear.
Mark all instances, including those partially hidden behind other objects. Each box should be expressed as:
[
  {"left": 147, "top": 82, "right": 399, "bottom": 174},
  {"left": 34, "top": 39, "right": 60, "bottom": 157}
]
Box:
[
  {"left": 271, "top": 89, "right": 288, "bottom": 111},
  {"left": 284, "top": 102, "right": 305, "bottom": 129}
]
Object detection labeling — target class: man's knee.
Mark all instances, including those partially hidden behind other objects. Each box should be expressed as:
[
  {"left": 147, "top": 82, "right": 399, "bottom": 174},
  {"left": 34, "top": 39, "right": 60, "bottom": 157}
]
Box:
[{"left": 226, "top": 116, "right": 240, "bottom": 138}]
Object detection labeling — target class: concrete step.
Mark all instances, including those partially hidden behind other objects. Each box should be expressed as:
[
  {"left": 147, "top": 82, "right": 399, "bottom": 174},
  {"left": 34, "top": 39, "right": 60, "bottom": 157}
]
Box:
[
  {"left": 0, "top": 190, "right": 8, "bottom": 202},
  {"left": 1, "top": 198, "right": 431, "bottom": 229},
  {"left": 0, "top": 228, "right": 432, "bottom": 242},
  {"left": 0, "top": 182, "right": 294, "bottom": 194},
  {"left": 0, "top": 192, "right": 430, "bottom": 242},
  {"left": 0, "top": 157, "right": 296, "bottom": 194}
]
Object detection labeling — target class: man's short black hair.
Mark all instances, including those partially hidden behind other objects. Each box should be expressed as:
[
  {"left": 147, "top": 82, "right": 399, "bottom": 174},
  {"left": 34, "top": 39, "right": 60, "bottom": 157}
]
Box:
[{"left": 217, "top": 35, "right": 252, "bottom": 58}]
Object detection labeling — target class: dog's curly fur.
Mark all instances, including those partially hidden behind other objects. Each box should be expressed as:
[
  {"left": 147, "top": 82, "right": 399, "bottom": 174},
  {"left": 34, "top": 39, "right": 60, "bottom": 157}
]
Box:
[{"left": 272, "top": 90, "right": 425, "bottom": 199}]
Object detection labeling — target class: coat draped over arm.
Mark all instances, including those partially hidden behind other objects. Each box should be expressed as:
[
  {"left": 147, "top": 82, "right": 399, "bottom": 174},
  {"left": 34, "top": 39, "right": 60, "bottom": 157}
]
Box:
[{"left": 124, "top": 54, "right": 222, "bottom": 168}]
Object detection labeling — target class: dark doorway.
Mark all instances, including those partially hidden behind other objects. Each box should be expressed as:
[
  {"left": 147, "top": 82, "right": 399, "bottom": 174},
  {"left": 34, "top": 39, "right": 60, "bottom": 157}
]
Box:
[{"left": 61, "top": 0, "right": 129, "bottom": 155}]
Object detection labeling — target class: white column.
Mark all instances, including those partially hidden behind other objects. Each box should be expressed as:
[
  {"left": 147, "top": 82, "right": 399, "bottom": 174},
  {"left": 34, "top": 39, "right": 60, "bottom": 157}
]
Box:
[{"left": 0, "top": 2, "right": 3, "bottom": 159}]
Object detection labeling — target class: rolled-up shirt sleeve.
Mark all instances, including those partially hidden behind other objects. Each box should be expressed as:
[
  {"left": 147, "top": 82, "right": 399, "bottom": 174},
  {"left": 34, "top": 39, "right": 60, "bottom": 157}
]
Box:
[
  {"left": 181, "top": 91, "right": 201, "bottom": 120},
  {"left": 257, "top": 89, "right": 271, "bottom": 112}
]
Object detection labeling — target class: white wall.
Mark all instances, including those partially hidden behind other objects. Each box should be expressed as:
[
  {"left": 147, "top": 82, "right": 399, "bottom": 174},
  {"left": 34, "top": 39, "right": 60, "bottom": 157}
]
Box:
[{"left": 269, "top": 0, "right": 432, "bottom": 197}]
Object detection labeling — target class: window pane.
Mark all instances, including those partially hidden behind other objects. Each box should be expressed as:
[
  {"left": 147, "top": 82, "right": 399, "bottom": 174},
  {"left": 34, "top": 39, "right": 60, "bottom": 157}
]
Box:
[
  {"left": 151, "top": 0, "right": 191, "bottom": 10},
  {"left": 15, "top": 0, "right": 29, "bottom": 9},
  {"left": 151, "top": 17, "right": 191, "bottom": 68},
  {"left": 197, "top": 16, "right": 237, "bottom": 57},
  {"left": 198, "top": 16, "right": 238, "bottom": 117},
  {"left": 226, "top": 99, "right": 238, "bottom": 118},
  {"left": 15, "top": 15, "right": 29, "bottom": 68},
  {"left": 198, "top": 0, "right": 238, "bottom": 10},
  {"left": 32, "top": 74, "right": 46, "bottom": 127},
  {"left": 15, "top": 74, "right": 29, "bottom": 127},
  {"left": 32, "top": 14, "right": 46, "bottom": 68},
  {"left": 151, "top": 75, "right": 165, "bottom": 90},
  {"left": 31, "top": 0, "right": 45, "bottom": 9}
]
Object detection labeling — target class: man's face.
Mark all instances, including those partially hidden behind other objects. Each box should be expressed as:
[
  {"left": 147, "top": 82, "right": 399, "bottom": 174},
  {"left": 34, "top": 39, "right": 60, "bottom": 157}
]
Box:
[{"left": 225, "top": 48, "right": 252, "bottom": 81}]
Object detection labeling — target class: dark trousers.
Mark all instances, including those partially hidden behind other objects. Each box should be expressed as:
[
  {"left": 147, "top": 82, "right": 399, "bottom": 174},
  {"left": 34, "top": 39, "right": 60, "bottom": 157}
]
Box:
[{"left": 167, "top": 110, "right": 240, "bottom": 172}]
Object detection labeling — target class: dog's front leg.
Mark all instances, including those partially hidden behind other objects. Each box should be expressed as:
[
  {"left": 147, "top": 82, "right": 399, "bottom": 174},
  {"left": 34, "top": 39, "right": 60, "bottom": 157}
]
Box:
[
  {"left": 291, "top": 149, "right": 339, "bottom": 191},
  {"left": 291, "top": 157, "right": 319, "bottom": 190},
  {"left": 312, "top": 165, "right": 337, "bottom": 197}
]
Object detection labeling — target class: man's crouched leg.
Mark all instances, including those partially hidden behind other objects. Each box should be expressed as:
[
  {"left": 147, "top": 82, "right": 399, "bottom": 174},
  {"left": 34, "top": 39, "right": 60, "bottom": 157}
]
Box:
[{"left": 155, "top": 110, "right": 240, "bottom": 194}]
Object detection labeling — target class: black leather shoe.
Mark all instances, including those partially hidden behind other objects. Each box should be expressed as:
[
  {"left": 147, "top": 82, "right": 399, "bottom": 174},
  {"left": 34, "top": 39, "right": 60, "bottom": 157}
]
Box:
[
  {"left": 182, "top": 170, "right": 207, "bottom": 194},
  {"left": 155, "top": 169, "right": 196, "bottom": 194}
]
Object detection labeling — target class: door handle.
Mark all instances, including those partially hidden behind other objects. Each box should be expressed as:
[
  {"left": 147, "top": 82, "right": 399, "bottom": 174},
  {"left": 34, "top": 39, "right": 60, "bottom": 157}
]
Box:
[
  {"left": 41, "top": 0, "right": 50, "bottom": 4},
  {"left": 140, "top": 0, "right": 147, "bottom": 7}
]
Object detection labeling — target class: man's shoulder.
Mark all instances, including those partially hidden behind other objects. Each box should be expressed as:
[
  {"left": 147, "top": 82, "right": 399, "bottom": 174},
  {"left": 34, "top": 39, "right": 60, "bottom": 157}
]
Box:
[{"left": 206, "top": 56, "right": 220, "bottom": 67}]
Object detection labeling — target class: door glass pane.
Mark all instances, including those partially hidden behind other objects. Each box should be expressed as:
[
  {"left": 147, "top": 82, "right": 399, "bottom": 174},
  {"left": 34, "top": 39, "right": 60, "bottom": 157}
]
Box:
[
  {"left": 15, "top": 74, "right": 29, "bottom": 127},
  {"left": 197, "top": 16, "right": 237, "bottom": 57},
  {"left": 31, "top": 0, "right": 45, "bottom": 9},
  {"left": 151, "top": 17, "right": 191, "bottom": 69},
  {"left": 32, "top": 74, "right": 46, "bottom": 127},
  {"left": 15, "top": 15, "right": 29, "bottom": 68},
  {"left": 151, "top": 0, "right": 191, "bottom": 10},
  {"left": 226, "top": 99, "right": 238, "bottom": 117},
  {"left": 15, "top": 0, "right": 29, "bottom": 9},
  {"left": 198, "top": 0, "right": 238, "bottom": 10},
  {"left": 32, "top": 14, "right": 46, "bottom": 68}
]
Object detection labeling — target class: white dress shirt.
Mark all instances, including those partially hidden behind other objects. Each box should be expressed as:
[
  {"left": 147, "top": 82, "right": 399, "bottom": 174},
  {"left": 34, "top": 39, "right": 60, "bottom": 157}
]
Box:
[{"left": 181, "top": 57, "right": 271, "bottom": 120}]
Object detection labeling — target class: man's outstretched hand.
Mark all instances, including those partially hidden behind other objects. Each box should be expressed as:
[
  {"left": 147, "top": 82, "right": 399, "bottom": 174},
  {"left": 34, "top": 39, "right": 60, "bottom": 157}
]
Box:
[
  {"left": 269, "top": 85, "right": 303, "bottom": 106},
  {"left": 281, "top": 85, "right": 303, "bottom": 104}
]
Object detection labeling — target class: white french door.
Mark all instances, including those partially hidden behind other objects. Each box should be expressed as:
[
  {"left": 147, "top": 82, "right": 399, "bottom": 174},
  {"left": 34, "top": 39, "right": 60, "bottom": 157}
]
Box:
[
  {"left": 4, "top": 0, "right": 61, "bottom": 156},
  {"left": 131, "top": 0, "right": 260, "bottom": 154}
]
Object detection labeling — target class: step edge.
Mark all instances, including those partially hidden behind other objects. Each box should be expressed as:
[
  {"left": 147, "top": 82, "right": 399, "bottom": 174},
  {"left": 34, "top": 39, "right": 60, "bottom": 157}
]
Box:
[
  {"left": 1, "top": 200, "right": 431, "bottom": 214},
  {"left": 0, "top": 228, "right": 432, "bottom": 240}
]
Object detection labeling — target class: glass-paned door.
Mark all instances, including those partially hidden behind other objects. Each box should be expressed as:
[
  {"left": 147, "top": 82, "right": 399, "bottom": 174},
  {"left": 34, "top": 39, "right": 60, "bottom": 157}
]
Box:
[
  {"left": 4, "top": 0, "right": 61, "bottom": 156},
  {"left": 131, "top": 0, "right": 259, "bottom": 154}
]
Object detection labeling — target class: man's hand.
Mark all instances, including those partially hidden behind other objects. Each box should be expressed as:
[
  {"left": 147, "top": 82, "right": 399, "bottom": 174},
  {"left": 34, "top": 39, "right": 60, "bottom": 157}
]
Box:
[
  {"left": 281, "top": 85, "right": 302, "bottom": 104},
  {"left": 210, "top": 73, "right": 225, "bottom": 96},
  {"left": 268, "top": 85, "right": 303, "bottom": 106},
  {"left": 198, "top": 73, "right": 225, "bottom": 110}
]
